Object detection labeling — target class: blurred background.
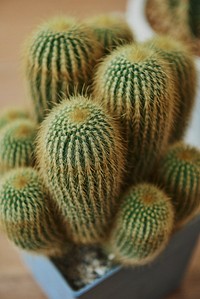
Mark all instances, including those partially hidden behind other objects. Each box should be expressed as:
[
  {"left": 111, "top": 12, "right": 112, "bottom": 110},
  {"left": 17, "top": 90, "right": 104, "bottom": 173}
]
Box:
[{"left": 0, "top": 1, "right": 200, "bottom": 298}]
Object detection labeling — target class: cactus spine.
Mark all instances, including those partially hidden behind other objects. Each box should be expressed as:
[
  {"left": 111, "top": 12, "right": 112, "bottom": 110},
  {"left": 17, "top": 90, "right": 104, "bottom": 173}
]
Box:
[
  {"left": 24, "top": 16, "right": 103, "bottom": 122},
  {"left": 93, "top": 44, "right": 176, "bottom": 182},
  {"left": 0, "top": 119, "right": 36, "bottom": 174},
  {"left": 36, "top": 96, "right": 125, "bottom": 244},
  {"left": 108, "top": 184, "right": 174, "bottom": 265},
  {"left": 0, "top": 108, "right": 29, "bottom": 130},
  {"left": 0, "top": 168, "right": 69, "bottom": 255},
  {"left": 157, "top": 143, "right": 200, "bottom": 227},
  {"left": 145, "top": 36, "right": 197, "bottom": 143},
  {"left": 85, "top": 14, "right": 134, "bottom": 54}
]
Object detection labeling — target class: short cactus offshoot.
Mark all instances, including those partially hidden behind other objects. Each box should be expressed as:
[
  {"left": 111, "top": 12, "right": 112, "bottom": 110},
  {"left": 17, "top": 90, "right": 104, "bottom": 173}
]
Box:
[
  {"left": 24, "top": 16, "right": 103, "bottom": 122},
  {"left": 93, "top": 43, "right": 176, "bottom": 182},
  {"left": 157, "top": 143, "right": 200, "bottom": 227},
  {"left": 85, "top": 14, "right": 134, "bottom": 54},
  {"left": 36, "top": 96, "right": 126, "bottom": 244},
  {"left": 108, "top": 184, "right": 174, "bottom": 266},
  {"left": 0, "top": 119, "right": 36, "bottom": 174},
  {"left": 145, "top": 36, "right": 197, "bottom": 143},
  {"left": 0, "top": 168, "right": 69, "bottom": 256}
]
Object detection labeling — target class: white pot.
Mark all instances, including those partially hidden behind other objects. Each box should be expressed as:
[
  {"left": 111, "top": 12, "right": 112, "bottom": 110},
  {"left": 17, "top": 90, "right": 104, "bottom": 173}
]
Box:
[{"left": 126, "top": 0, "right": 200, "bottom": 148}]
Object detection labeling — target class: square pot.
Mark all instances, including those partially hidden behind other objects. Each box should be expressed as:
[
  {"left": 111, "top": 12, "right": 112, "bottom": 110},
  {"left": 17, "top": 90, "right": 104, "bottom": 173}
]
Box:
[{"left": 22, "top": 216, "right": 200, "bottom": 299}]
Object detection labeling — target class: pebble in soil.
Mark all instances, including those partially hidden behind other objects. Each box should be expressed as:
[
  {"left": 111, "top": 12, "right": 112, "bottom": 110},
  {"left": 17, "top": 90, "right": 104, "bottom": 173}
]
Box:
[{"left": 51, "top": 245, "right": 117, "bottom": 291}]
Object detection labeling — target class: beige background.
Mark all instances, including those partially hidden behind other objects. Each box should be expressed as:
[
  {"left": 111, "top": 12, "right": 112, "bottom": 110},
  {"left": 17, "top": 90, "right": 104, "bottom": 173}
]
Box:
[{"left": 0, "top": 1, "right": 200, "bottom": 298}]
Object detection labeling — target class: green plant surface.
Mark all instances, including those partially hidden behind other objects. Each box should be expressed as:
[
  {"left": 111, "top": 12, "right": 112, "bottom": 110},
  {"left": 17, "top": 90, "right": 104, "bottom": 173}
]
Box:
[
  {"left": 93, "top": 43, "right": 176, "bottom": 182},
  {"left": 0, "top": 108, "right": 30, "bottom": 130},
  {"left": 145, "top": 36, "right": 197, "bottom": 143},
  {"left": 108, "top": 184, "right": 174, "bottom": 265},
  {"left": 0, "top": 168, "right": 69, "bottom": 256},
  {"left": 0, "top": 119, "right": 36, "bottom": 174},
  {"left": 157, "top": 142, "right": 200, "bottom": 227},
  {"left": 36, "top": 96, "right": 126, "bottom": 244},
  {"left": 24, "top": 16, "right": 103, "bottom": 122},
  {"left": 85, "top": 14, "right": 134, "bottom": 54},
  {"left": 189, "top": 0, "right": 200, "bottom": 38}
]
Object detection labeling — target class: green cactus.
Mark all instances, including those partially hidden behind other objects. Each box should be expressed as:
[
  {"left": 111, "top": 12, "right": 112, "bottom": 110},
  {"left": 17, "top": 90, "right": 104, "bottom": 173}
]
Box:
[
  {"left": 93, "top": 43, "right": 176, "bottom": 182},
  {"left": 0, "top": 119, "right": 36, "bottom": 174},
  {"left": 145, "top": 36, "right": 197, "bottom": 143},
  {"left": 0, "top": 168, "right": 69, "bottom": 256},
  {"left": 36, "top": 96, "right": 126, "bottom": 244},
  {"left": 157, "top": 142, "right": 200, "bottom": 227},
  {"left": 85, "top": 14, "right": 134, "bottom": 54},
  {"left": 0, "top": 108, "right": 30, "bottom": 130},
  {"left": 108, "top": 184, "right": 174, "bottom": 265},
  {"left": 24, "top": 16, "right": 103, "bottom": 122}
]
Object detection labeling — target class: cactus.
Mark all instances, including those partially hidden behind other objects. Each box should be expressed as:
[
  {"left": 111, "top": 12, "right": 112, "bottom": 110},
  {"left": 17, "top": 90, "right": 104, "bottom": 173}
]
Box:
[
  {"left": 85, "top": 14, "right": 134, "bottom": 54},
  {"left": 157, "top": 142, "right": 200, "bottom": 227},
  {"left": 108, "top": 184, "right": 174, "bottom": 265},
  {"left": 0, "top": 108, "right": 30, "bottom": 130},
  {"left": 36, "top": 96, "right": 126, "bottom": 244},
  {"left": 0, "top": 168, "right": 69, "bottom": 256},
  {"left": 24, "top": 16, "right": 103, "bottom": 122},
  {"left": 0, "top": 119, "right": 36, "bottom": 174},
  {"left": 145, "top": 36, "right": 197, "bottom": 143},
  {"left": 93, "top": 43, "right": 176, "bottom": 182}
]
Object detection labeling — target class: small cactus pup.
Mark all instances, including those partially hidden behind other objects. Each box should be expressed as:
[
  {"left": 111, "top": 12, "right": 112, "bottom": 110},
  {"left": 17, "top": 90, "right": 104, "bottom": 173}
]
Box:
[
  {"left": 145, "top": 36, "right": 197, "bottom": 143},
  {"left": 36, "top": 96, "right": 126, "bottom": 244},
  {"left": 0, "top": 168, "right": 69, "bottom": 256},
  {"left": 0, "top": 107, "right": 30, "bottom": 130},
  {"left": 107, "top": 184, "right": 174, "bottom": 266},
  {"left": 93, "top": 43, "right": 176, "bottom": 182},
  {"left": 0, "top": 119, "right": 36, "bottom": 174},
  {"left": 157, "top": 142, "right": 200, "bottom": 227},
  {"left": 85, "top": 14, "right": 134, "bottom": 54},
  {"left": 24, "top": 16, "right": 103, "bottom": 122}
]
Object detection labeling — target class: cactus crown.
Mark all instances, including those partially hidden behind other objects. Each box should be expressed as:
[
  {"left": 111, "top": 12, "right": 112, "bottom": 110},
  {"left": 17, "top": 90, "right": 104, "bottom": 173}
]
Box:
[
  {"left": 157, "top": 142, "right": 200, "bottom": 226},
  {"left": 160, "top": 143, "right": 200, "bottom": 176},
  {"left": 36, "top": 95, "right": 125, "bottom": 244},
  {"left": 85, "top": 14, "right": 134, "bottom": 53},
  {"left": 0, "top": 119, "right": 36, "bottom": 173},
  {"left": 0, "top": 108, "right": 29, "bottom": 130}
]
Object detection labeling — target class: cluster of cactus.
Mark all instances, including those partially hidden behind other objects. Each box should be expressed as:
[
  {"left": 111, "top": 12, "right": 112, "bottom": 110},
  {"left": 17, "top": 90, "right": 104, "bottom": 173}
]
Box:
[{"left": 0, "top": 15, "right": 200, "bottom": 268}]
